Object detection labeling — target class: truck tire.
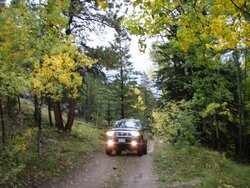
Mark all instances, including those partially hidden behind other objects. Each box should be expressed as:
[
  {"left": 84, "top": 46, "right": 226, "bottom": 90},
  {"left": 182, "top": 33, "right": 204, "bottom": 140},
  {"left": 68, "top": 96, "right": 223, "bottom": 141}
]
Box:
[
  {"left": 143, "top": 144, "right": 147, "bottom": 155},
  {"left": 116, "top": 148, "right": 122, "bottom": 155},
  {"left": 137, "top": 146, "right": 143, "bottom": 156},
  {"left": 105, "top": 147, "right": 112, "bottom": 155}
]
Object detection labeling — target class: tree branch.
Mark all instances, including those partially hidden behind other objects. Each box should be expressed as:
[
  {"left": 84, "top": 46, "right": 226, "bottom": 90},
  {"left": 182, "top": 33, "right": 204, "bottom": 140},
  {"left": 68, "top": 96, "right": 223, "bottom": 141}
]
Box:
[{"left": 229, "top": 0, "right": 250, "bottom": 17}]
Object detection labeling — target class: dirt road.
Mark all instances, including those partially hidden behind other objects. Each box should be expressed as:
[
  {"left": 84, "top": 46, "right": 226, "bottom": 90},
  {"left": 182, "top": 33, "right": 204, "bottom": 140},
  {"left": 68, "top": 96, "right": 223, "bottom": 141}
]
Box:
[
  {"left": 120, "top": 141, "right": 158, "bottom": 188},
  {"left": 42, "top": 141, "right": 160, "bottom": 188}
]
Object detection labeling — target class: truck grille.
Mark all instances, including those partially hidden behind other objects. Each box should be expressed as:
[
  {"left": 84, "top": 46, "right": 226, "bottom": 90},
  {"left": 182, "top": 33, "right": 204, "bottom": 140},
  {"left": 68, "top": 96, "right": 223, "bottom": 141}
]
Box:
[{"left": 115, "top": 132, "right": 131, "bottom": 137}]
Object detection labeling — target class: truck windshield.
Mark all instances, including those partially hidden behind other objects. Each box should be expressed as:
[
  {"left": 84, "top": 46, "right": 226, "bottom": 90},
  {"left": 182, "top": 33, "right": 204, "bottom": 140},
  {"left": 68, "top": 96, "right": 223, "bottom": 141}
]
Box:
[{"left": 114, "top": 120, "right": 141, "bottom": 129}]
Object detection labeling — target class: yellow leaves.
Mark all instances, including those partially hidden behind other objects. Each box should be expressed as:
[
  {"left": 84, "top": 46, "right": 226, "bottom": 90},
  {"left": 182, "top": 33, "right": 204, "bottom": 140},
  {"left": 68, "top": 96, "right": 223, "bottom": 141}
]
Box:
[
  {"left": 97, "top": 0, "right": 109, "bottom": 9},
  {"left": 132, "top": 87, "right": 141, "bottom": 95},
  {"left": 179, "top": 0, "right": 250, "bottom": 52},
  {"left": 58, "top": 72, "right": 72, "bottom": 87},
  {"left": 176, "top": 28, "right": 199, "bottom": 52},
  {"left": 13, "top": 128, "right": 37, "bottom": 153},
  {"left": 126, "top": 0, "right": 250, "bottom": 53},
  {"left": 77, "top": 53, "right": 98, "bottom": 68},
  {"left": 210, "top": 16, "right": 226, "bottom": 39},
  {"left": 207, "top": 14, "right": 249, "bottom": 51},
  {"left": 33, "top": 79, "right": 42, "bottom": 90},
  {"left": 131, "top": 87, "right": 146, "bottom": 111},
  {"left": 180, "top": 19, "right": 190, "bottom": 27},
  {"left": 203, "top": 0, "right": 250, "bottom": 50},
  {"left": 32, "top": 52, "right": 95, "bottom": 100},
  {"left": 132, "top": 0, "right": 142, "bottom": 7},
  {"left": 202, "top": 102, "right": 233, "bottom": 122},
  {"left": 202, "top": 103, "right": 221, "bottom": 117},
  {"left": 205, "top": 43, "right": 212, "bottom": 49}
]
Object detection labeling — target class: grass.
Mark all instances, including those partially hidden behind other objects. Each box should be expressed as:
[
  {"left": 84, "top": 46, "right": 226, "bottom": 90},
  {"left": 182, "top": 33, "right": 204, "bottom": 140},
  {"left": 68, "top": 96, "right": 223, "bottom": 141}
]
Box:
[
  {"left": 0, "top": 120, "right": 104, "bottom": 187},
  {"left": 154, "top": 142, "right": 250, "bottom": 188}
]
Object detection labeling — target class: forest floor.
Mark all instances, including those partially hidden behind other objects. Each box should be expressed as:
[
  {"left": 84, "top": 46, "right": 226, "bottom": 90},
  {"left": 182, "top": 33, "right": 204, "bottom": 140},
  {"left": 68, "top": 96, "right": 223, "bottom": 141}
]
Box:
[{"left": 40, "top": 140, "right": 163, "bottom": 188}]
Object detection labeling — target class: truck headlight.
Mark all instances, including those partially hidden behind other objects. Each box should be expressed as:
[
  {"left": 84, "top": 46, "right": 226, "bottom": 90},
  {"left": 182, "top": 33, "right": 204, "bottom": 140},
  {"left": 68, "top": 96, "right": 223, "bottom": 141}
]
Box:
[
  {"left": 106, "top": 131, "right": 114, "bottom": 136},
  {"left": 107, "top": 140, "right": 114, "bottom": 146},
  {"left": 131, "top": 131, "right": 140, "bottom": 137},
  {"left": 131, "top": 140, "right": 137, "bottom": 146}
]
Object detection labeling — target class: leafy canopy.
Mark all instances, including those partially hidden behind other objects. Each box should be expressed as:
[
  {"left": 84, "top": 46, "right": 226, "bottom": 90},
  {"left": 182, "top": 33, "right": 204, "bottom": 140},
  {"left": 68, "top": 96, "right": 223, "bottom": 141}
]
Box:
[{"left": 124, "top": 0, "right": 250, "bottom": 52}]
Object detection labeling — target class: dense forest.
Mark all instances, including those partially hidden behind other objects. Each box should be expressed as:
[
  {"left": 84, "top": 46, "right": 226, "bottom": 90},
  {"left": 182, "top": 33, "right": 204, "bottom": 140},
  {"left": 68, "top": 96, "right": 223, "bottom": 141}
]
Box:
[
  {"left": 0, "top": 0, "right": 249, "bottom": 186},
  {"left": 125, "top": 0, "right": 250, "bottom": 160}
]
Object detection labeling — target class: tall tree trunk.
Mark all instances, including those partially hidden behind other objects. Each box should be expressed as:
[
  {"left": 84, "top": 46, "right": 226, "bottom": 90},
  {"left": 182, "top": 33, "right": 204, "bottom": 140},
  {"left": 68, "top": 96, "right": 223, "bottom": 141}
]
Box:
[
  {"left": 64, "top": 4, "right": 77, "bottom": 130},
  {"left": 65, "top": 99, "right": 76, "bottom": 132},
  {"left": 120, "top": 66, "right": 125, "bottom": 119},
  {"left": 214, "top": 115, "right": 221, "bottom": 151},
  {"left": 34, "top": 95, "right": 42, "bottom": 155},
  {"left": 52, "top": 100, "right": 64, "bottom": 131},
  {"left": 18, "top": 96, "right": 21, "bottom": 109},
  {"left": 243, "top": 49, "right": 248, "bottom": 153},
  {"left": 66, "top": 14, "right": 73, "bottom": 35},
  {"left": 84, "top": 82, "right": 92, "bottom": 122},
  {"left": 7, "top": 97, "right": 15, "bottom": 140},
  {"left": 107, "top": 99, "right": 111, "bottom": 126},
  {"left": 0, "top": 97, "right": 6, "bottom": 146},
  {"left": 234, "top": 50, "right": 245, "bottom": 157},
  {"left": 47, "top": 98, "right": 53, "bottom": 127}
]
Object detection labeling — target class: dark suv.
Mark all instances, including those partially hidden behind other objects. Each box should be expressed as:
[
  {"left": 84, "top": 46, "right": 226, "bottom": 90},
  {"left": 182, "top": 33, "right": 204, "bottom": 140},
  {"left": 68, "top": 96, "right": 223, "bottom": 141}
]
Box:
[{"left": 105, "top": 119, "right": 147, "bottom": 156}]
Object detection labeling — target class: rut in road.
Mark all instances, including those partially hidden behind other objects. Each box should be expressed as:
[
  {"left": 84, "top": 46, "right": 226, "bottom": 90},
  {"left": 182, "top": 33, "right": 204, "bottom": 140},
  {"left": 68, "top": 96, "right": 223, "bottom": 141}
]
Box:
[
  {"left": 120, "top": 140, "right": 158, "bottom": 188},
  {"left": 40, "top": 153, "right": 123, "bottom": 188}
]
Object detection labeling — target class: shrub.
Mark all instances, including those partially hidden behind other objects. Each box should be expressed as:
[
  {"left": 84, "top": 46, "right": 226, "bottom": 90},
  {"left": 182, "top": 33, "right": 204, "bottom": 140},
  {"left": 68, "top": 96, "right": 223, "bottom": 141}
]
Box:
[{"left": 152, "top": 100, "right": 199, "bottom": 145}]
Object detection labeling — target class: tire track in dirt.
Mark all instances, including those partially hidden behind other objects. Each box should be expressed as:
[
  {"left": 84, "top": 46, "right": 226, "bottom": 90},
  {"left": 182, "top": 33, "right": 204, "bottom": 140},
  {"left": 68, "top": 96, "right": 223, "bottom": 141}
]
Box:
[{"left": 120, "top": 140, "right": 159, "bottom": 188}]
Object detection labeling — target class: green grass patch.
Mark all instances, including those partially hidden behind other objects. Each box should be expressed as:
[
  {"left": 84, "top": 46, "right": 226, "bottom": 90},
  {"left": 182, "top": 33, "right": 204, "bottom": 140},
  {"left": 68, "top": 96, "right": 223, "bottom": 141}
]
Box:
[
  {"left": 71, "top": 120, "right": 104, "bottom": 151},
  {"left": 154, "top": 142, "right": 250, "bottom": 188}
]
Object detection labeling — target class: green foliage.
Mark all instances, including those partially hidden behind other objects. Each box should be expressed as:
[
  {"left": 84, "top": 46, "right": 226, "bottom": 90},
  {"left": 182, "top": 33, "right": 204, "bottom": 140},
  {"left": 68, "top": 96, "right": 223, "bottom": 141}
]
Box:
[
  {"left": 202, "top": 102, "right": 233, "bottom": 122},
  {"left": 71, "top": 120, "right": 104, "bottom": 151},
  {"left": 151, "top": 42, "right": 194, "bottom": 101},
  {"left": 0, "top": 128, "right": 37, "bottom": 187},
  {"left": 0, "top": 2, "right": 33, "bottom": 98},
  {"left": 152, "top": 100, "right": 199, "bottom": 145},
  {"left": 155, "top": 142, "right": 250, "bottom": 187},
  {"left": 0, "top": 122, "right": 104, "bottom": 187},
  {"left": 138, "top": 73, "right": 156, "bottom": 125},
  {"left": 0, "top": 147, "right": 25, "bottom": 187}
]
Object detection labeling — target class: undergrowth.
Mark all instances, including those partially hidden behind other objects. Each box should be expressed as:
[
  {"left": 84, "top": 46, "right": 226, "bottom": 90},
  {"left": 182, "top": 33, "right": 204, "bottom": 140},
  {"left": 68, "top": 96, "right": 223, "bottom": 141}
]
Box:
[
  {"left": 154, "top": 142, "right": 250, "bottom": 188},
  {"left": 0, "top": 121, "right": 103, "bottom": 187}
]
